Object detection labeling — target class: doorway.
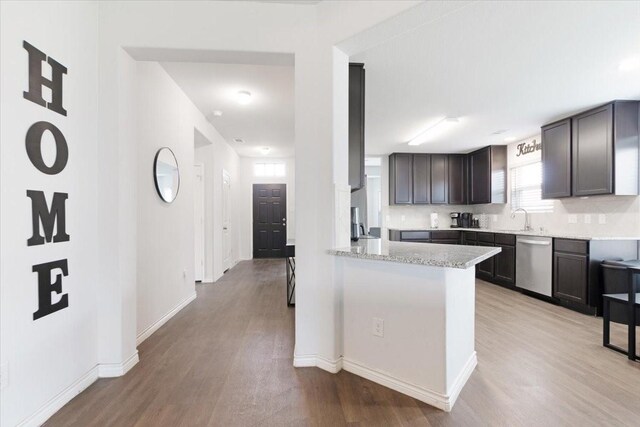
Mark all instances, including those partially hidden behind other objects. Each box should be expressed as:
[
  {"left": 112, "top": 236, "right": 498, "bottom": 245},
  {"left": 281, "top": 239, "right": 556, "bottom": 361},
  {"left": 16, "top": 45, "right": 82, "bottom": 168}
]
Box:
[
  {"left": 253, "top": 183, "right": 287, "bottom": 258},
  {"left": 194, "top": 163, "right": 205, "bottom": 282},
  {"left": 222, "top": 170, "right": 232, "bottom": 272}
]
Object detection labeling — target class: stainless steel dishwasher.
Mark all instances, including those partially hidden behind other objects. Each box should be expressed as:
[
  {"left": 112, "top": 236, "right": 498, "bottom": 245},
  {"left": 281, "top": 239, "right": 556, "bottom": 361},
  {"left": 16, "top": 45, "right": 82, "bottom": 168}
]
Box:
[{"left": 516, "top": 235, "right": 553, "bottom": 296}]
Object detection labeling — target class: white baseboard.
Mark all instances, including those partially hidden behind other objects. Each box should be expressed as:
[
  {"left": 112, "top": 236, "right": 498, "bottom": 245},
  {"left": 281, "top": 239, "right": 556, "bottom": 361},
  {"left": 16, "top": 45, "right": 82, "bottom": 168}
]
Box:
[
  {"left": 342, "top": 353, "right": 476, "bottom": 412},
  {"left": 446, "top": 351, "right": 478, "bottom": 409},
  {"left": 17, "top": 367, "right": 98, "bottom": 427},
  {"left": 136, "top": 292, "right": 196, "bottom": 345},
  {"left": 98, "top": 351, "right": 139, "bottom": 378},
  {"left": 293, "top": 354, "right": 343, "bottom": 374}
]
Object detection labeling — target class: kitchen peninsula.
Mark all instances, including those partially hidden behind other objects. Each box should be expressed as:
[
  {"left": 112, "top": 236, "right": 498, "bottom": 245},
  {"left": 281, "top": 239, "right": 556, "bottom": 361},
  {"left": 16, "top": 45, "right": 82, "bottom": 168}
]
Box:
[{"left": 329, "top": 240, "right": 500, "bottom": 411}]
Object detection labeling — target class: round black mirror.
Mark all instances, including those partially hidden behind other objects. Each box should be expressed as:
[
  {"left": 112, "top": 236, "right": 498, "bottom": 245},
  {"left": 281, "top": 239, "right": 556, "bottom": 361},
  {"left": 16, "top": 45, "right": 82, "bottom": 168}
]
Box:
[{"left": 153, "top": 147, "right": 180, "bottom": 203}]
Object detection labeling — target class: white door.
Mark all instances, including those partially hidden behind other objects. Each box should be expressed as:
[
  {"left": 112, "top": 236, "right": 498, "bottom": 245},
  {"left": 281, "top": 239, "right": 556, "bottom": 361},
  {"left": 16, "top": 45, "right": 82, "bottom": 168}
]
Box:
[
  {"left": 194, "top": 164, "right": 205, "bottom": 282},
  {"left": 222, "top": 170, "right": 232, "bottom": 272}
]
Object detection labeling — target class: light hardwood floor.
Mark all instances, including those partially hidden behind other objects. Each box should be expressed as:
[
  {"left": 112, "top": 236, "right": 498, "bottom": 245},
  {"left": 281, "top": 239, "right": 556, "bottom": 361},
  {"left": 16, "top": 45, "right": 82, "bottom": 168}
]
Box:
[{"left": 46, "top": 259, "right": 640, "bottom": 426}]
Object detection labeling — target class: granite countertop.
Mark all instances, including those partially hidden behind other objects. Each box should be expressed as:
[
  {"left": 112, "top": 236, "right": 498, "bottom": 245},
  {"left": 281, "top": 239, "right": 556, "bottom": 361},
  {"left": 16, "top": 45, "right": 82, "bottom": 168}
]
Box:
[
  {"left": 388, "top": 227, "right": 640, "bottom": 241},
  {"left": 328, "top": 239, "right": 501, "bottom": 269}
]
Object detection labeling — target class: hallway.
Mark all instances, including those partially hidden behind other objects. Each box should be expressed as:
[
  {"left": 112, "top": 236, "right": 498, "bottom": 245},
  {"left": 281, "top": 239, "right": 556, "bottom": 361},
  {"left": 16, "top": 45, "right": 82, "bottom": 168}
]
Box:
[{"left": 47, "top": 259, "right": 640, "bottom": 426}]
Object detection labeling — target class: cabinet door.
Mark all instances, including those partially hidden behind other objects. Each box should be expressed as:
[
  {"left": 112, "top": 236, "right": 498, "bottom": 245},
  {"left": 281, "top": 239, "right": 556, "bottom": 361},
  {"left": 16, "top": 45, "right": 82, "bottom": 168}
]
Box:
[
  {"left": 412, "top": 154, "right": 431, "bottom": 204},
  {"left": 389, "top": 153, "right": 413, "bottom": 204},
  {"left": 553, "top": 252, "right": 588, "bottom": 304},
  {"left": 476, "top": 242, "right": 495, "bottom": 281},
  {"left": 542, "top": 119, "right": 571, "bottom": 199},
  {"left": 494, "top": 244, "right": 516, "bottom": 287},
  {"left": 348, "top": 64, "right": 365, "bottom": 191},
  {"left": 572, "top": 103, "right": 613, "bottom": 196},
  {"left": 468, "top": 147, "right": 491, "bottom": 204},
  {"left": 448, "top": 154, "right": 467, "bottom": 204},
  {"left": 430, "top": 154, "right": 449, "bottom": 204}
]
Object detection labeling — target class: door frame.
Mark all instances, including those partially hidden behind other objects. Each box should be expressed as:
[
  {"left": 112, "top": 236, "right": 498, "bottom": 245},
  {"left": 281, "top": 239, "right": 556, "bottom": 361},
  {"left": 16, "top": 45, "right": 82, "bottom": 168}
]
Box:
[
  {"left": 194, "top": 163, "right": 205, "bottom": 282},
  {"left": 222, "top": 169, "right": 232, "bottom": 272}
]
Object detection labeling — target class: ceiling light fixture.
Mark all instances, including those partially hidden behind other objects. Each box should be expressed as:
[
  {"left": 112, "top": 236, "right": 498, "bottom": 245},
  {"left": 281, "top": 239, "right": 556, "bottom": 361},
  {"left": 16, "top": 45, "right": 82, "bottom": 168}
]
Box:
[
  {"left": 492, "top": 129, "right": 508, "bottom": 135},
  {"left": 260, "top": 147, "right": 270, "bottom": 155},
  {"left": 618, "top": 56, "right": 640, "bottom": 72},
  {"left": 504, "top": 136, "right": 517, "bottom": 143},
  {"left": 233, "top": 138, "right": 244, "bottom": 143},
  {"left": 237, "top": 90, "right": 252, "bottom": 105},
  {"left": 408, "top": 117, "right": 460, "bottom": 146},
  {"left": 212, "top": 110, "right": 223, "bottom": 117}
]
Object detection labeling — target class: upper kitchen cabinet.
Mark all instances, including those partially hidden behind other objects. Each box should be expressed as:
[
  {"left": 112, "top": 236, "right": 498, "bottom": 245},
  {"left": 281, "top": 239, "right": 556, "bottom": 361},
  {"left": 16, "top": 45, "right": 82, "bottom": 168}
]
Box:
[
  {"left": 430, "top": 154, "right": 449, "bottom": 204},
  {"left": 448, "top": 154, "right": 467, "bottom": 204},
  {"left": 389, "top": 153, "right": 413, "bottom": 204},
  {"left": 572, "top": 101, "right": 639, "bottom": 197},
  {"left": 349, "top": 63, "right": 365, "bottom": 192},
  {"left": 412, "top": 154, "right": 431, "bottom": 204},
  {"left": 541, "top": 119, "right": 572, "bottom": 199},
  {"left": 468, "top": 145, "right": 507, "bottom": 204}
]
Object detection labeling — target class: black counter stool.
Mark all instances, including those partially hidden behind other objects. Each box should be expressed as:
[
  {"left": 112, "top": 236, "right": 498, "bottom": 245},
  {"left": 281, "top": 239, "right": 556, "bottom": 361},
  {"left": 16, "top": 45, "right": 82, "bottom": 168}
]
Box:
[{"left": 601, "top": 260, "right": 640, "bottom": 360}]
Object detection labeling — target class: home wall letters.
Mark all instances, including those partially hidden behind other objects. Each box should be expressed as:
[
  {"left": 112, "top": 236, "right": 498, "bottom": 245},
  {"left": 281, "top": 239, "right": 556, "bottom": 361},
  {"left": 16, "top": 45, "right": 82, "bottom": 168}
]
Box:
[{"left": 23, "top": 40, "right": 70, "bottom": 320}]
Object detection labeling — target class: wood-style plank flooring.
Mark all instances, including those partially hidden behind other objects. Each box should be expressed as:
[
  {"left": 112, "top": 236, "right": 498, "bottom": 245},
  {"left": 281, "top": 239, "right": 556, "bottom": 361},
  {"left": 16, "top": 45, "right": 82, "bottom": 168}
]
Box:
[{"left": 47, "top": 259, "right": 640, "bottom": 426}]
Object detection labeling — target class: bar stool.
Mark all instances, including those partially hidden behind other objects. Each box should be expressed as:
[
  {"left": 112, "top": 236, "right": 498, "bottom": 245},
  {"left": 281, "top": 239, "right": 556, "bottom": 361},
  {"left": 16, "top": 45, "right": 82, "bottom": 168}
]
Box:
[{"left": 602, "top": 264, "right": 640, "bottom": 361}]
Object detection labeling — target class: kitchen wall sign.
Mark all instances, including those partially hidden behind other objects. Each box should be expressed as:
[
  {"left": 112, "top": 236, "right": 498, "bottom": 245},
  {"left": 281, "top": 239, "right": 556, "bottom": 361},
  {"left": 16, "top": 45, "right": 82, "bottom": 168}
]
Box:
[
  {"left": 23, "top": 40, "right": 70, "bottom": 320},
  {"left": 516, "top": 139, "right": 541, "bottom": 157}
]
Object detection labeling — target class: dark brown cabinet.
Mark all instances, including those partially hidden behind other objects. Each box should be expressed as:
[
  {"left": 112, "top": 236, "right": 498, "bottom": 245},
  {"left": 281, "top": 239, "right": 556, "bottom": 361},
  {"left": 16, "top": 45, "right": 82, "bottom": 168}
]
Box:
[
  {"left": 572, "top": 104, "right": 613, "bottom": 197},
  {"left": 541, "top": 100, "right": 639, "bottom": 199},
  {"left": 412, "top": 154, "right": 431, "bottom": 204},
  {"left": 448, "top": 154, "right": 467, "bottom": 205},
  {"left": 554, "top": 252, "right": 588, "bottom": 304},
  {"left": 468, "top": 146, "right": 507, "bottom": 204},
  {"left": 389, "top": 153, "right": 413, "bottom": 204},
  {"left": 476, "top": 242, "right": 495, "bottom": 281},
  {"left": 542, "top": 119, "right": 571, "bottom": 199},
  {"left": 494, "top": 244, "right": 516, "bottom": 287},
  {"left": 348, "top": 63, "right": 365, "bottom": 192},
  {"left": 430, "top": 154, "right": 448, "bottom": 204}
]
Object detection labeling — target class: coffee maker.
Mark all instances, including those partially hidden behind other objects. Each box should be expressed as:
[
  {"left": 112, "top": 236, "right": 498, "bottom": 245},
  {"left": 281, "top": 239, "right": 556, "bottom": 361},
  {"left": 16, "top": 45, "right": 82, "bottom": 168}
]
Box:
[
  {"left": 461, "top": 212, "right": 473, "bottom": 228},
  {"left": 351, "top": 207, "right": 361, "bottom": 241},
  {"left": 450, "top": 212, "right": 460, "bottom": 228}
]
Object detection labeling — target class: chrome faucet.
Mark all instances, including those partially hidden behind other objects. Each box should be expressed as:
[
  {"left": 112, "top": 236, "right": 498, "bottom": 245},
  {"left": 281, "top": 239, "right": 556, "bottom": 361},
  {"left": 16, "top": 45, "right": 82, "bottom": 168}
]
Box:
[{"left": 511, "top": 208, "right": 532, "bottom": 231}]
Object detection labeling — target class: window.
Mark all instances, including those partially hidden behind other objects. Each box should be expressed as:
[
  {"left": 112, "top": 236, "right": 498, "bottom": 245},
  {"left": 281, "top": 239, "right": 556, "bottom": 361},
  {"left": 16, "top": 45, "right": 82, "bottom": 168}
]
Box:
[
  {"left": 510, "top": 161, "right": 553, "bottom": 213},
  {"left": 254, "top": 162, "right": 285, "bottom": 177}
]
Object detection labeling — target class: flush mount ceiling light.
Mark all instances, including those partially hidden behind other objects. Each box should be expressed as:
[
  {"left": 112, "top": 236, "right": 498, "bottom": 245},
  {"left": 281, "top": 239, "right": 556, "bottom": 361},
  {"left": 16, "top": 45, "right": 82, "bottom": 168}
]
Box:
[
  {"left": 212, "top": 110, "right": 223, "bottom": 117},
  {"left": 619, "top": 56, "right": 640, "bottom": 72},
  {"left": 504, "top": 136, "right": 517, "bottom": 143},
  {"left": 492, "top": 129, "right": 508, "bottom": 135},
  {"left": 408, "top": 117, "right": 460, "bottom": 146},
  {"left": 236, "top": 90, "right": 252, "bottom": 105},
  {"left": 233, "top": 138, "right": 244, "bottom": 143},
  {"left": 260, "top": 147, "right": 270, "bottom": 155}
]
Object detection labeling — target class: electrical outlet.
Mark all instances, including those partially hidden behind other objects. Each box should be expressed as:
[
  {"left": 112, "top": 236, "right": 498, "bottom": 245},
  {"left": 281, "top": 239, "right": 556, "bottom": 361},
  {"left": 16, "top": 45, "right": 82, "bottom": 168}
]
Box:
[
  {"left": 492, "top": 215, "right": 497, "bottom": 223},
  {"left": 584, "top": 214, "right": 591, "bottom": 224},
  {"left": 598, "top": 214, "right": 606, "bottom": 224},
  {"left": 401, "top": 215, "right": 406, "bottom": 222},
  {"left": 372, "top": 317, "right": 384, "bottom": 337},
  {"left": 568, "top": 214, "right": 577, "bottom": 224},
  {"left": 1, "top": 362, "right": 8, "bottom": 389}
]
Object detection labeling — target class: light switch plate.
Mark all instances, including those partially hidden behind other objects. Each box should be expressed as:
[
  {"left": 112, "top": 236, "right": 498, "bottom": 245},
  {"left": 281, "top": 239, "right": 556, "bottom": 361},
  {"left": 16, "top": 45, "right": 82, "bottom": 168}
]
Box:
[
  {"left": 568, "top": 214, "right": 577, "bottom": 224},
  {"left": 584, "top": 214, "right": 591, "bottom": 224},
  {"left": 598, "top": 214, "right": 606, "bottom": 224},
  {"left": 401, "top": 215, "right": 405, "bottom": 222},
  {"left": 372, "top": 317, "right": 384, "bottom": 338}
]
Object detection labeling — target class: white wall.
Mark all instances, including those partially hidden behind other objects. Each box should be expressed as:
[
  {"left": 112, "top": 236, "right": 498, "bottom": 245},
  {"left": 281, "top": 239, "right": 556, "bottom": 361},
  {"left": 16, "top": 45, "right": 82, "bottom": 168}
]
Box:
[
  {"left": 135, "top": 61, "right": 241, "bottom": 339},
  {"left": 0, "top": 2, "right": 100, "bottom": 426},
  {"left": 238, "top": 157, "right": 296, "bottom": 260}
]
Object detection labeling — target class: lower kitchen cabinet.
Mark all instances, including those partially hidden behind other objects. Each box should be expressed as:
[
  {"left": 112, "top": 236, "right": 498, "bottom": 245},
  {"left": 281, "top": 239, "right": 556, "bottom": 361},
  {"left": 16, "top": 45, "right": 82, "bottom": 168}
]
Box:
[
  {"left": 476, "top": 242, "right": 495, "bottom": 281},
  {"left": 554, "top": 251, "right": 588, "bottom": 304}
]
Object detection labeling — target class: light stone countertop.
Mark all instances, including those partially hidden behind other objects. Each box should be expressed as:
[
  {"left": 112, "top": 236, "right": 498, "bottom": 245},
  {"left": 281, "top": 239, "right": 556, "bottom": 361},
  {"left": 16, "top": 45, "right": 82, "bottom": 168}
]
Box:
[
  {"left": 328, "top": 239, "right": 501, "bottom": 269},
  {"left": 388, "top": 227, "right": 640, "bottom": 241}
]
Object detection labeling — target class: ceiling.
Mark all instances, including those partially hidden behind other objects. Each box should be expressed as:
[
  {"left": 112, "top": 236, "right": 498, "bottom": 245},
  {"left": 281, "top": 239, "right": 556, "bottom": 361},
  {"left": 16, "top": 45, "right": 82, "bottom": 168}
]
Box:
[
  {"left": 161, "top": 61, "right": 294, "bottom": 158},
  {"left": 352, "top": 1, "right": 640, "bottom": 155}
]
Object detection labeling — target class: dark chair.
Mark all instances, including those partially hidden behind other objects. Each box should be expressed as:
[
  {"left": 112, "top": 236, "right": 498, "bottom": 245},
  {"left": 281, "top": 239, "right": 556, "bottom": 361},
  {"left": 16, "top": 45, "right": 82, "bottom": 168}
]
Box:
[{"left": 602, "top": 261, "right": 640, "bottom": 360}]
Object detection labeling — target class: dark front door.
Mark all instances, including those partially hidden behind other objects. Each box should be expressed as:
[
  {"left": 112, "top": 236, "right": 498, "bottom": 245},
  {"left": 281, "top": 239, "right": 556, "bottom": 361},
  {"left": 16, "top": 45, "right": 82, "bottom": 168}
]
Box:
[{"left": 253, "top": 184, "right": 287, "bottom": 258}]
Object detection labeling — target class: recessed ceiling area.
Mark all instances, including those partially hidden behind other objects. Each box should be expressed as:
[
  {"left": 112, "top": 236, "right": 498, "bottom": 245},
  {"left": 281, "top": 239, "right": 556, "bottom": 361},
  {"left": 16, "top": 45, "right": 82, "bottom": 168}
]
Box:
[
  {"left": 352, "top": 1, "right": 640, "bottom": 155},
  {"left": 161, "top": 61, "right": 294, "bottom": 158}
]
